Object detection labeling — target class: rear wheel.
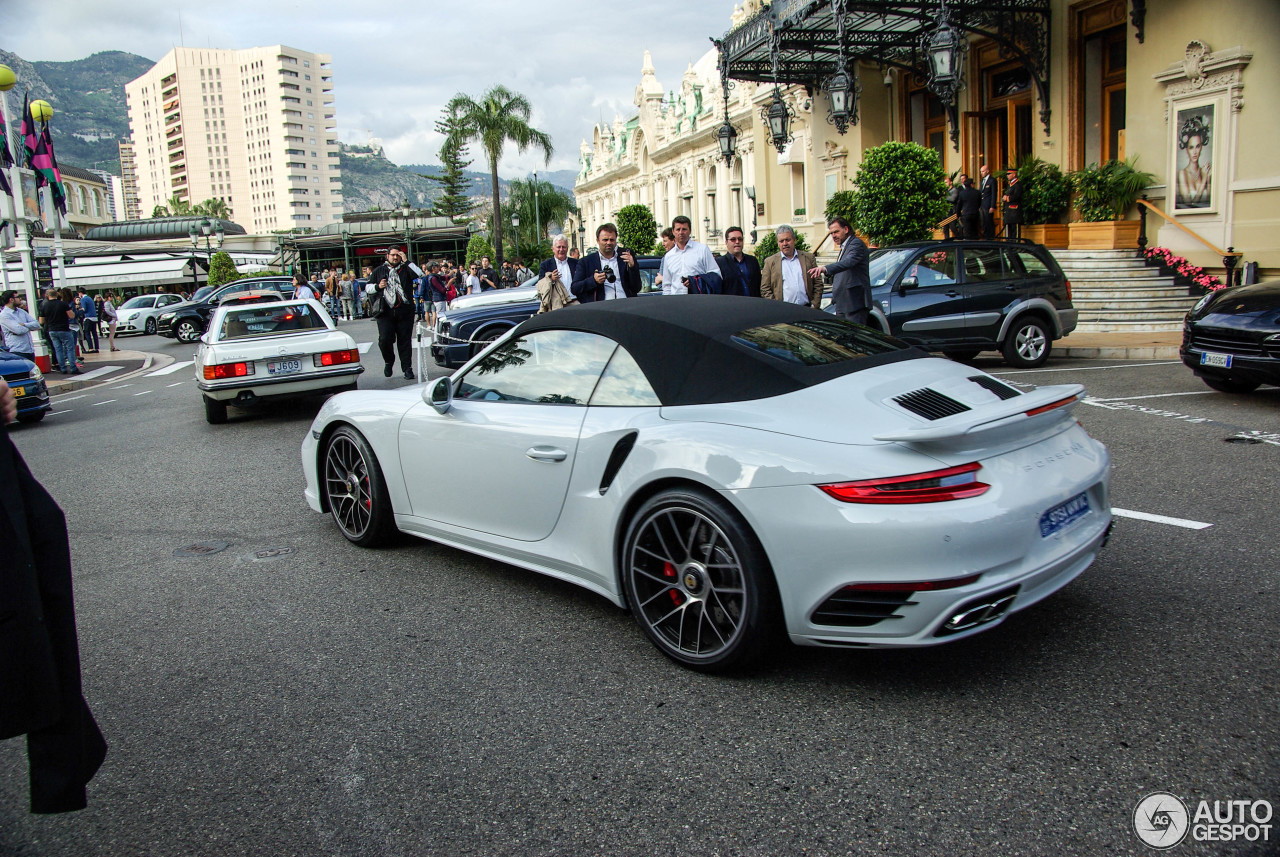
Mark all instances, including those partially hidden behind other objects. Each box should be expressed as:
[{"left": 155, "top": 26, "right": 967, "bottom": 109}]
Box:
[
  {"left": 1002, "top": 316, "right": 1051, "bottom": 368},
  {"left": 203, "top": 395, "right": 228, "bottom": 424},
  {"left": 145, "top": 317, "right": 157, "bottom": 335},
  {"left": 323, "top": 426, "right": 395, "bottom": 547},
  {"left": 622, "top": 487, "right": 780, "bottom": 672},
  {"left": 1201, "top": 375, "right": 1259, "bottom": 394}
]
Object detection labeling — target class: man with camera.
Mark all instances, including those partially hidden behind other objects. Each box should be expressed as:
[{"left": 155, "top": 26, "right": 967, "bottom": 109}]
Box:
[{"left": 572, "top": 223, "right": 640, "bottom": 303}]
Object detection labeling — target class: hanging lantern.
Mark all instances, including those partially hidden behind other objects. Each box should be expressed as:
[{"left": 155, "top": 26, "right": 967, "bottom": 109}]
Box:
[
  {"left": 717, "top": 120, "right": 738, "bottom": 167},
  {"left": 765, "top": 89, "right": 791, "bottom": 153}
]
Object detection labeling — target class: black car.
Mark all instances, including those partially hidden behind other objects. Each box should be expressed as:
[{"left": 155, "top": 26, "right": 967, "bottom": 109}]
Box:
[
  {"left": 156, "top": 276, "right": 295, "bottom": 343},
  {"left": 432, "top": 257, "right": 663, "bottom": 368},
  {"left": 0, "top": 347, "right": 52, "bottom": 423},
  {"left": 1180, "top": 279, "right": 1280, "bottom": 393},
  {"left": 827, "top": 239, "right": 1077, "bottom": 368}
]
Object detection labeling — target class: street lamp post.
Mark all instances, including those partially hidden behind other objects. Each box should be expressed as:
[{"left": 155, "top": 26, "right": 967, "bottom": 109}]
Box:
[
  {"left": 533, "top": 170, "right": 541, "bottom": 246},
  {"left": 188, "top": 225, "right": 200, "bottom": 291},
  {"left": 341, "top": 230, "right": 352, "bottom": 278},
  {"left": 511, "top": 213, "right": 520, "bottom": 260},
  {"left": 578, "top": 224, "right": 586, "bottom": 255}
]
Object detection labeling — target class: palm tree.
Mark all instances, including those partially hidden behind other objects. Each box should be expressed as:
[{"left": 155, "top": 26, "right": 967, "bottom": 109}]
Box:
[
  {"left": 194, "top": 198, "right": 232, "bottom": 220},
  {"left": 166, "top": 195, "right": 193, "bottom": 216},
  {"left": 506, "top": 178, "right": 575, "bottom": 242},
  {"left": 443, "top": 86, "right": 553, "bottom": 266}
]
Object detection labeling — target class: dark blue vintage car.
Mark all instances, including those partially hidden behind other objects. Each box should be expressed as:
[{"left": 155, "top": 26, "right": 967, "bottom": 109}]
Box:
[
  {"left": 431, "top": 258, "right": 663, "bottom": 368},
  {"left": 1, "top": 348, "right": 52, "bottom": 424}
]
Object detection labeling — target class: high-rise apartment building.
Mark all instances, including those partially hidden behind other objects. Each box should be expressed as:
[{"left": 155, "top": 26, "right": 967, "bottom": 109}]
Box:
[
  {"left": 125, "top": 45, "right": 343, "bottom": 233},
  {"left": 117, "top": 141, "right": 142, "bottom": 221}
]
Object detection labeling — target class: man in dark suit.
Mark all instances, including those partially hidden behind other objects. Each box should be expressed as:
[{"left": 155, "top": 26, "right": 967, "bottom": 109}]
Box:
[
  {"left": 571, "top": 223, "right": 640, "bottom": 303},
  {"left": 1, "top": 381, "right": 108, "bottom": 814},
  {"left": 958, "top": 176, "right": 982, "bottom": 240},
  {"left": 715, "top": 226, "right": 762, "bottom": 297},
  {"left": 979, "top": 164, "right": 997, "bottom": 239},
  {"left": 367, "top": 248, "right": 419, "bottom": 380},
  {"left": 809, "top": 217, "right": 871, "bottom": 325},
  {"left": 538, "top": 235, "right": 579, "bottom": 292},
  {"left": 1002, "top": 166, "right": 1024, "bottom": 240}
]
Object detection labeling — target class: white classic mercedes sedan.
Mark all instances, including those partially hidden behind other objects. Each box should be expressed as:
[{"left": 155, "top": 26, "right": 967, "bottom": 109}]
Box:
[
  {"left": 301, "top": 297, "right": 1112, "bottom": 672},
  {"left": 196, "top": 296, "right": 363, "bottom": 424}
]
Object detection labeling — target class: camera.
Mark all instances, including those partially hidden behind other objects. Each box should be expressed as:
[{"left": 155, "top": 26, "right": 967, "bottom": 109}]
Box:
[{"left": 602, "top": 267, "right": 616, "bottom": 283}]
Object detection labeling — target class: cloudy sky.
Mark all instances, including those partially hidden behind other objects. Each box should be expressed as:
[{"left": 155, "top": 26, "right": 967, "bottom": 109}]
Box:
[{"left": 9, "top": 0, "right": 740, "bottom": 177}]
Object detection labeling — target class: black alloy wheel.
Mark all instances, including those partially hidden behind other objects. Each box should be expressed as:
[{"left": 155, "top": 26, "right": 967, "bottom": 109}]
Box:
[
  {"left": 1002, "top": 316, "right": 1051, "bottom": 368},
  {"left": 1201, "top": 374, "right": 1260, "bottom": 394},
  {"left": 145, "top": 317, "right": 157, "bottom": 335},
  {"left": 470, "top": 328, "right": 505, "bottom": 357},
  {"left": 622, "top": 487, "right": 779, "bottom": 672},
  {"left": 203, "top": 395, "right": 228, "bottom": 425},
  {"left": 323, "top": 426, "right": 395, "bottom": 547},
  {"left": 175, "top": 318, "right": 202, "bottom": 343}
]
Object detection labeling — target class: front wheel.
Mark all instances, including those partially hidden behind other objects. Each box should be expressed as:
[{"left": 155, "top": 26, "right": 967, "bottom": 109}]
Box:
[
  {"left": 175, "top": 318, "right": 202, "bottom": 343},
  {"left": 145, "top": 317, "right": 157, "bottom": 335},
  {"left": 17, "top": 410, "right": 46, "bottom": 423},
  {"left": 622, "top": 487, "right": 780, "bottom": 672},
  {"left": 470, "top": 328, "right": 505, "bottom": 357},
  {"left": 1002, "top": 317, "right": 1051, "bottom": 368},
  {"left": 323, "top": 426, "right": 395, "bottom": 547},
  {"left": 1202, "top": 374, "right": 1260, "bottom": 394}
]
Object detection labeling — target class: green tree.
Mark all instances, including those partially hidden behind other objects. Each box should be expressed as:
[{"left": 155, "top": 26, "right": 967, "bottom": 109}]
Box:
[
  {"left": 753, "top": 228, "right": 810, "bottom": 259},
  {"left": 443, "top": 86, "right": 553, "bottom": 268},
  {"left": 824, "top": 190, "right": 857, "bottom": 229},
  {"left": 1017, "top": 157, "right": 1071, "bottom": 225},
  {"left": 615, "top": 204, "right": 658, "bottom": 255},
  {"left": 507, "top": 177, "right": 575, "bottom": 242},
  {"left": 429, "top": 112, "right": 474, "bottom": 223},
  {"left": 207, "top": 251, "right": 239, "bottom": 287},
  {"left": 165, "top": 195, "right": 193, "bottom": 216},
  {"left": 850, "top": 142, "right": 949, "bottom": 246},
  {"left": 466, "top": 232, "right": 495, "bottom": 265},
  {"left": 193, "top": 198, "right": 231, "bottom": 220}
]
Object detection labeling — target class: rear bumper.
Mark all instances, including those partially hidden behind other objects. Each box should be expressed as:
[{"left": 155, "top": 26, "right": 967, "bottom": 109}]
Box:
[
  {"left": 199, "top": 366, "right": 363, "bottom": 399},
  {"left": 1057, "top": 307, "right": 1078, "bottom": 336}
]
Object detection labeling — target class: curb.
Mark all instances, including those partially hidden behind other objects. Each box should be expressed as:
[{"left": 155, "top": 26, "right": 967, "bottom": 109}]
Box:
[
  {"left": 1058, "top": 345, "right": 1181, "bottom": 360},
  {"left": 46, "top": 352, "right": 172, "bottom": 396}
]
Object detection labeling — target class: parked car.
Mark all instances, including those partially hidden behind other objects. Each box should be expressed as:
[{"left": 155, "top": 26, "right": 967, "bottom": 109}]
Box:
[
  {"left": 195, "top": 297, "right": 362, "bottom": 424},
  {"left": 821, "top": 239, "right": 1077, "bottom": 368},
  {"left": 304, "top": 296, "right": 1112, "bottom": 672},
  {"left": 114, "top": 292, "right": 186, "bottom": 336},
  {"left": 158, "top": 276, "right": 296, "bottom": 343},
  {"left": 0, "top": 348, "right": 51, "bottom": 423},
  {"left": 431, "top": 258, "right": 662, "bottom": 367},
  {"left": 1180, "top": 278, "right": 1280, "bottom": 393}
]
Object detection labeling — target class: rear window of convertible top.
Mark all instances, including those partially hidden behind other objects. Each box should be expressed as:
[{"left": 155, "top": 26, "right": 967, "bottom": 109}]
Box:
[{"left": 731, "top": 319, "right": 908, "bottom": 367}]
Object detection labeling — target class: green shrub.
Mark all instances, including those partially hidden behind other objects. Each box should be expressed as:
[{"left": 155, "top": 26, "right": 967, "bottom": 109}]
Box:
[
  {"left": 850, "top": 142, "right": 949, "bottom": 245},
  {"left": 616, "top": 204, "right": 658, "bottom": 255},
  {"left": 824, "top": 190, "right": 857, "bottom": 229},
  {"left": 1017, "top": 157, "right": 1071, "bottom": 225},
  {"left": 465, "top": 233, "right": 495, "bottom": 264},
  {"left": 207, "top": 251, "right": 239, "bottom": 287},
  {"left": 1069, "top": 157, "right": 1156, "bottom": 222},
  {"left": 753, "top": 228, "right": 810, "bottom": 260}
]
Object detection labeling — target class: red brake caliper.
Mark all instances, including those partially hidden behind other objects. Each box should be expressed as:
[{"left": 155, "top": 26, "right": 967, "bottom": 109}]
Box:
[{"left": 663, "top": 561, "right": 684, "bottom": 606}]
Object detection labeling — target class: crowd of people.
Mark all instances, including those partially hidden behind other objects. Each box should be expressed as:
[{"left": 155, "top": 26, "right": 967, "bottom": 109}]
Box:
[{"left": 1, "top": 287, "right": 126, "bottom": 375}]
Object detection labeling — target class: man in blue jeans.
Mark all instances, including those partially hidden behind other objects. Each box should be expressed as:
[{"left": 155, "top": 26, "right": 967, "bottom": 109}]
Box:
[{"left": 77, "top": 288, "right": 99, "bottom": 354}]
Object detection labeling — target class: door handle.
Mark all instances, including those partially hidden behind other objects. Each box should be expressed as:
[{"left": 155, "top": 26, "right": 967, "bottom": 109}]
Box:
[
  {"left": 526, "top": 447, "right": 568, "bottom": 463},
  {"left": 945, "top": 290, "right": 961, "bottom": 298}
]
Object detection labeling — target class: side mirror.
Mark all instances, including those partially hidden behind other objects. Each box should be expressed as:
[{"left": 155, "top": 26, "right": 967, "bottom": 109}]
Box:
[
  {"left": 423, "top": 375, "right": 453, "bottom": 414},
  {"left": 898, "top": 276, "right": 918, "bottom": 296}
]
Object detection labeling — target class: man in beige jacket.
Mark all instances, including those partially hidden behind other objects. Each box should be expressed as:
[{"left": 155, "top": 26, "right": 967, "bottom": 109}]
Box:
[{"left": 760, "top": 225, "right": 823, "bottom": 308}]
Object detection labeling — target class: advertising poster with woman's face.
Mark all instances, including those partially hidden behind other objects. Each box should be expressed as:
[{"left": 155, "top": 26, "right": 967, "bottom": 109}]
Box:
[{"left": 1175, "top": 105, "right": 1214, "bottom": 211}]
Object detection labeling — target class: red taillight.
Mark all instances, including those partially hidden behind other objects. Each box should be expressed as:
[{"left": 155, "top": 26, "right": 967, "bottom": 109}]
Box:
[
  {"left": 818, "top": 462, "right": 989, "bottom": 504},
  {"left": 1065, "top": 278, "right": 1072, "bottom": 301},
  {"left": 1024, "top": 394, "right": 1079, "bottom": 417},
  {"left": 202, "top": 361, "right": 253, "bottom": 380},
  {"left": 843, "top": 574, "right": 981, "bottom": 592},
  {"left": 314, "top": 349, "right": 359, "bottom": 367}
]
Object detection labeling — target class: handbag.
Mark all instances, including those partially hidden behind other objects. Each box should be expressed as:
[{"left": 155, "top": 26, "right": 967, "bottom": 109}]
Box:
[{"left": 367, "top": 289, "right": 388, "bottom": 318}]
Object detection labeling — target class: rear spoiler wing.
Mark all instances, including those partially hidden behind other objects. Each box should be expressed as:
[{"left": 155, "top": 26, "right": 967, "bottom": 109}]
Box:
[{"left": 874, "top": 384, "right": 1085, "bottom": 443}]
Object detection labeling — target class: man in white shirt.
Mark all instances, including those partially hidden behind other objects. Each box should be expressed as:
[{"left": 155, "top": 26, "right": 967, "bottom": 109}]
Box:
[
  {"left": 760, "top": 225, "right": 822, "bottom": 308},
  {"left": 659, "top": 216, "right": 718, "bottom": 295},
  {"left": 1, "top": 290, "right": 44, "bottom": 362},
  {"left": 537, "top": 235, "right": 578, "bottom": 289}
]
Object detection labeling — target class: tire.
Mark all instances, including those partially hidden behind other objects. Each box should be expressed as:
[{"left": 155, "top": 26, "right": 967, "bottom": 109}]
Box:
[
  {"left": 1001, "top": 316, "right": 1051, "bottom": 368},
  {"left": 323, "top": 426, "right": 396, "bottom": 547},
  {"left": 145, "top": 317, "right": 157, "bottom": 335},
  {"left": 203, "top": 395, "right": 228, "bottom": 424},
  {"left": 1201, "top": 374, "right": 1259, "bottom": 394},
  {"left": 470, "top": 328, "right": 505, "bottom": 357},
  {"left": 946, "top": 350, "right": 981, "bottom": 363},
  {"left": 175, "top": 318, "right": 202, "bottom": 343},
  {"left": 17, "top": 410, "right": 46, "bottom": 423},
  {"left": 621, "top": 486, "right": 780, "bottom": 672}
]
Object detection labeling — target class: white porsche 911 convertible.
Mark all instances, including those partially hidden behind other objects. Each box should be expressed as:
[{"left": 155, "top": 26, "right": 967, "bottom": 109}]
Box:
[{"left": 301, "top": 297, "right": 1112, "bottom": 672}]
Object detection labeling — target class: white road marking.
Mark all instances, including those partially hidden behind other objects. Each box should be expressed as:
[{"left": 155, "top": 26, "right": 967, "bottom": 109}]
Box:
[
  {"left": 1082, "top": 397, "right": 1280, "bottom": 444},
  {"left": 133, "top": 390, "right": 153, "bottom": 396},
  {"left": 109, "top": 384, "right": 133, "bottom": 390},
  {"left": 166, "top": 382, "right": 185, "bottom": 388},
  {"left": 48, "top": 410, "right": 71, "bottom": 415},
  {"left": 1089, "top": 391, "right": 1215, "bottom": 402},
  {"left": 91, "top": 399, "right": 116, "bottom": 406},
  {"left": 357, "top": 342, "right": 373, "bottom": 354},
  {"left": 71, "top": 365, "right": 123, "bottom": 381},
  {"left": 998, "top": 361, "right": 1183, "bottom": 376},
  {"left": 1111, "top": 508, "right": 1213, "bottom": 530},
  {"left": 52, "top": 394, "right": 86, "bottom": 402},
  {"left": 148, "top": 360, "right": 193, "bottom": 376}
]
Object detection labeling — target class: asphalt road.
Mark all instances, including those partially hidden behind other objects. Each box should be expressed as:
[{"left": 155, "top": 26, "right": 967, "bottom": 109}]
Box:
[{"left": 2, "top": 329, "right": 1276, "bottom": 856}]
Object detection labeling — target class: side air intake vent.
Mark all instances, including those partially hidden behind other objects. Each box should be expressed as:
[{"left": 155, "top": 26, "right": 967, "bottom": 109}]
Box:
[
  {"left": 968, "top": 375, "right": 1022, "bottom": 400},
  {"left": 893, "top": 388, "right": 972, "bottom": 421}
]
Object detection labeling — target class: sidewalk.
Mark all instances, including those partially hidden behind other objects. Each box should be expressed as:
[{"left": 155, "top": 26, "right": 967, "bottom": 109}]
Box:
[
  {"left": 43, "top": 348, "right": 175, "bottom": 394},
  {"left": 1056, "top": 329, "right": 1182, "bottom": 360}
]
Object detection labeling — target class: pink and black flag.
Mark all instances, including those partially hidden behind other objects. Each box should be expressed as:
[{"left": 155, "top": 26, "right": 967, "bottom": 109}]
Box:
[
  {"left": 20, "top": 92, "right": 37, "bottom": 167},
  {"left": 33, "top": 124, "right": 66, "bottom": 216},
  {"left": 0, "top": 92, "right": 12, "bottom": 196}
]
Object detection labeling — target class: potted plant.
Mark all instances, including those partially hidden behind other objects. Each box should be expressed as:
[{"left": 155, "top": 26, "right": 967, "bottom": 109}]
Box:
[
  {"left": 849, "top": 142, "right": 949, "bottom": 247},
  {"left": 1067, "top": 157, "right": 1156, "bottom": 249},
  {"left": 1016, "top": 157, "right": 1071, "bottom": 248}
]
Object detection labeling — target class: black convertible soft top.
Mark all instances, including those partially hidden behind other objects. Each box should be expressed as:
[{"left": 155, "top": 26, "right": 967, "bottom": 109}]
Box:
[{"left": 513, "top": 295, "right": 919, "bottom": 406}]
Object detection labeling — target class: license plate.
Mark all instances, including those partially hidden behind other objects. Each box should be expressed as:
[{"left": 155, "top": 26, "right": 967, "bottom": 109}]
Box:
[
  {"left": 13, "top": 385, "right": 26, "bottom": 397},
  {"left": 1040, "top": 492, "right": 1090, "bottom": 538},
  {"left": 267, "top": 359, "right": 302, "bottom": 376},
  {"left": 1200, "top": 351, "right": 1233, "bottom": 369}
]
